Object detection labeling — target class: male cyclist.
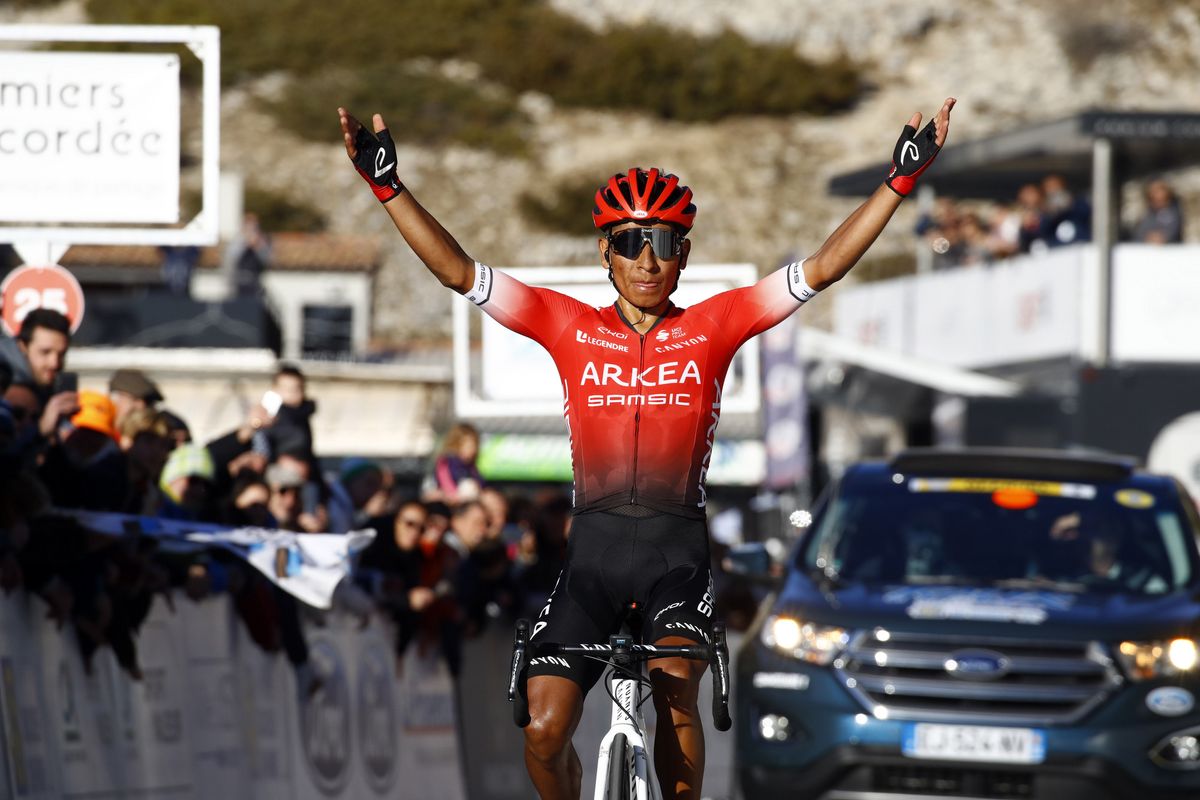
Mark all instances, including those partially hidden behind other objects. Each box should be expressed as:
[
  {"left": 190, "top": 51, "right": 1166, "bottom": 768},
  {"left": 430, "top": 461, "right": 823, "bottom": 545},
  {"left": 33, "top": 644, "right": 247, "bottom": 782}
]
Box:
[{"left": 339, "top": 97, "right": 955, "bottom": 800}]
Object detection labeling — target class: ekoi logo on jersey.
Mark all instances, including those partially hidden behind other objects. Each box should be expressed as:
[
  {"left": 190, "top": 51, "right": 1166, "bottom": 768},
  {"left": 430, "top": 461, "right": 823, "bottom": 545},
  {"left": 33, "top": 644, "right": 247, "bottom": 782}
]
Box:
[
  {"left": 581, "top": 359, "right": 701, "bottom": 407},
  {"left": 575, "top": 329, "right": 629, "bottom": 353}
]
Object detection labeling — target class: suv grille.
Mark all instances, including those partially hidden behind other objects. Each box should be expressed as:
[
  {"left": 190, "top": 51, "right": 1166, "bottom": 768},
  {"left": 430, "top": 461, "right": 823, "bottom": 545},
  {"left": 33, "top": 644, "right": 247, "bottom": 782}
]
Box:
[{"left": 836, "top": 630, "right": 1120, "bottom": 724}]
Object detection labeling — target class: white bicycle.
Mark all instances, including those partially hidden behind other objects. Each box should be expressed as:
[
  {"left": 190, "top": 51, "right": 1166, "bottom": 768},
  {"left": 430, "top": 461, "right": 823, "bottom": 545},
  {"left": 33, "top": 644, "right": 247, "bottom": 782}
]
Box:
[{"left": 508, "top": 616, "right": 731, "bottom": 800}]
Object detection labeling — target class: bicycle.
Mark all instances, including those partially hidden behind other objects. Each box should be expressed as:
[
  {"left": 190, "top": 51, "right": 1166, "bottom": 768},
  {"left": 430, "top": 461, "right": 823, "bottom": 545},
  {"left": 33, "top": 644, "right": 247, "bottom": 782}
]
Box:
[{"left": 508, "top": 614, "right": 731, "bottom": 800}]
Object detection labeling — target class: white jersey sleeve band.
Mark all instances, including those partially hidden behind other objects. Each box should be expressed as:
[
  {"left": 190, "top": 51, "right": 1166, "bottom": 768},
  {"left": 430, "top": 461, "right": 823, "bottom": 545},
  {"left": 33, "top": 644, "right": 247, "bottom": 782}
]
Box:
[
  {"left": 463, "top": 261, "right": 494, "bottom": 305},
  {"left": 786, "top": 259, "right": 818, "bottom": 304}
]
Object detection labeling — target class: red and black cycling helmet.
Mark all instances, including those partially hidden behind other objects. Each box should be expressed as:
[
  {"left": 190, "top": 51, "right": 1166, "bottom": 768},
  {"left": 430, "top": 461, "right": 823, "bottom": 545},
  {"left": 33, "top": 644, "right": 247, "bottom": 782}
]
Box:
[{"left": 592, "top": 168, "right": 696, "bottom": 233}]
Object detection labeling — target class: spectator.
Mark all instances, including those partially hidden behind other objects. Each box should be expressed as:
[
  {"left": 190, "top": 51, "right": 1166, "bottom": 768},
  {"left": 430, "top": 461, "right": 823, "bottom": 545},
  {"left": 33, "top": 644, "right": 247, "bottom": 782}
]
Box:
[
  {"left": 0, "top": 309, "right": 78, "bottom": 443},
  {"left": 445, "top": 500, "right": 515, "bottom": 635},
  {"left": 229, "top": 213, "right": 270, "bottom": 298},
  {"left": 0, "top": 308, "right": 71, "bottom": 400},
  {"left": 1015, "top": 183, "right": 1053, "bottom": 254},
  {"left": 274, "top": 449, "right": 328, "bottom": 532},
  {"left": 479, "top": 486, "right": 514, "bottom": 544},
  {"left": 326, "top": 458, "right": 386, "bottom": 533},
  {"left": 258, "top": 364, "right": 316, "bottom": 461},
  {"left": 157, "top": 443, "right": 218, "bottom": 522},
  {"left": 108, "top": 369, "right": 164, "bottom": 430},
  {"left": 266, "top": 460, "right": 307, "bottom": 531},
  {"left": 444, "top": 500, "right": 488, "bottom": 558},
  {"left": 957, "top": 213, "right": 993, "bottom": 266},
  {"left": 1041, "top": 174, "right": 1091, "bottom": 247},
  {"left": 118, "top": 408, "right": 172, "bottom": 515},
  {"left": 159, "top": 245, "right": 199, "bottom": 297},
  {"left": 206, "top": 402, "right": 274, "bottom": 501},
  {"left": 1133, "top": 179, "right": 1184, "bottom": 244},
  {"left": 4, "top": 382, "right": 41, "bottom": 462},
  {"left": 159, "top": 410, "right": 192, "bottom": 446},
  {"left": 39, "top": 390, "right": 128, "bottom": 512},
  {"left": 985, "top": 203, "right": 1021, "bottom": 260},
  {"left": 226, "top": 472, "right": 276, "bottom": 528},
  {"left": 428, "top": 422, "right": 485, "bottom": 503}
]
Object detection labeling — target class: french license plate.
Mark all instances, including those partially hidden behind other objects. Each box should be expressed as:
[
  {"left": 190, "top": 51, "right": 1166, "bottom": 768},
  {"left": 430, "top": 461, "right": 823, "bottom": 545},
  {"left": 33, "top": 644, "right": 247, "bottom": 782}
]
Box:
[{"left": 901, "top": 723, "right": 1046, "bottom": 764}]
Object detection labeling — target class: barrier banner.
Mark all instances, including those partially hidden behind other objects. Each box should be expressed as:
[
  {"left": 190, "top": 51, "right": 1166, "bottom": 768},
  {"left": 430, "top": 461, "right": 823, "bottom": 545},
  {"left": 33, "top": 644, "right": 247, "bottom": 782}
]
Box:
[
  {"left": 0, "top": 593, "right": 54, "bottom": 799},
  {"left": 395, "top": 637, "right": 465, "bottom": 800},
  {"left": 122, "top": 600, "right": 192, "bottom": 796},
  {"left": 0, "top": 594, "right": 468, "bottom": 800},
  {"left": 55, "top": 511, "right": 374, "bottom": 611}
]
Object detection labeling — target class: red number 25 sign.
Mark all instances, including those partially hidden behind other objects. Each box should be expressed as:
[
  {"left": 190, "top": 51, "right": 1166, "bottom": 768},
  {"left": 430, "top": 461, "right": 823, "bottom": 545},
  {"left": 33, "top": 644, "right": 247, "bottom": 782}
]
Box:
[{"left": 0, "top": 264, "right": 86, "bottom": 337}]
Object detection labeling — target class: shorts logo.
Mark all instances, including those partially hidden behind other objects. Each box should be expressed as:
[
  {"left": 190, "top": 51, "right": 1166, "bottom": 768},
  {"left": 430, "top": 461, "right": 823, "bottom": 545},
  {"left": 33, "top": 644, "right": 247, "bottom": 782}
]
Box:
[
  {"left": 529, "top": 656, "right": 571, "bottom": 669},
  {"left": 654, "top": 601, "right": 684, "bottom": 622},
  {"left": 576, "top": 330, "right": 630, "bottom": 353},
  {"left": 666, "top": 621, "right": 711, "bottom": 645}
]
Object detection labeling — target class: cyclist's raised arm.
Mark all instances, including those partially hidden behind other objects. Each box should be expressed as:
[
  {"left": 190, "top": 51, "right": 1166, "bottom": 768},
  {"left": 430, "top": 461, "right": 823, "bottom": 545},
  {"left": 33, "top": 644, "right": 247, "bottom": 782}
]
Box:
[
  {"left": 695, "top": 98, "right": 955, "bottom": 345},
  {"left": 803, "top": 97, "right": 955, "bottom": 291},
  {"left": 339, "top": 108, "right": 474, "bottom": 293}
]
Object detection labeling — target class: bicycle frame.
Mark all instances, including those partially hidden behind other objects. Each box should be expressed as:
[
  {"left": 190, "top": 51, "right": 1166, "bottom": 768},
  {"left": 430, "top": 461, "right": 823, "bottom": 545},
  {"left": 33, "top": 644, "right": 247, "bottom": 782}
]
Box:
[
  {"left": 508, "top": 620, "right": 730, "bottom": 800},
  {"left": 594, "top": 670, "right": 658, "bottom": 800}
]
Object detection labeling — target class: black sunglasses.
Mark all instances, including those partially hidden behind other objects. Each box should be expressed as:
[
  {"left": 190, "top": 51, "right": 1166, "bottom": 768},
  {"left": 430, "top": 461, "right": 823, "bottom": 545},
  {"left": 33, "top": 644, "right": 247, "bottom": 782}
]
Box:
[{"left": 607, "top": 227, "right": 685, "bottom": 260}]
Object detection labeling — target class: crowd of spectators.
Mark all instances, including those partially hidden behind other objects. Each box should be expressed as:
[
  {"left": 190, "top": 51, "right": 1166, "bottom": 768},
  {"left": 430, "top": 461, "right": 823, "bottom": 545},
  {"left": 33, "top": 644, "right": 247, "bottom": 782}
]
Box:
[
  {"left": 0, "top": 307, "right": 603, "bottom": 684},
  {"left": 914, "top": 175, "right": 1184, "bottom": 271}
]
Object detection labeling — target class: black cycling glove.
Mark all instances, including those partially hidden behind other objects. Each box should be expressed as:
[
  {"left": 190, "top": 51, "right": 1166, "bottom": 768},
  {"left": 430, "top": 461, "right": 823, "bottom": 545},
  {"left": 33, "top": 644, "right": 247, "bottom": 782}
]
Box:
[
  {"left": 351, "top": 126, "right": 404, "bottom": 203},
  {"left": 885, "top": 118, "right": 940, "bottom": 197}
]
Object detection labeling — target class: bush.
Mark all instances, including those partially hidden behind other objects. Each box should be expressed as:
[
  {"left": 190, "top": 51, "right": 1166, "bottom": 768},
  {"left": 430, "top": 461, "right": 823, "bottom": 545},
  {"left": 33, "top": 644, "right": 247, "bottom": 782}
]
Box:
[
  {"left": 479, "top": 18, "right": 862, "bottom": 121},
  {"left": 266, "top": 68, "right": 530, "bottom": 156},
  {"left": 86, "top": 0, "right": 863, "bottom": 122},
  {"left": 244, "top": 187, "right": 326, "bottom": 233},
  {"left": 518, "top": 175, "right": 604, "bottom": 238}
]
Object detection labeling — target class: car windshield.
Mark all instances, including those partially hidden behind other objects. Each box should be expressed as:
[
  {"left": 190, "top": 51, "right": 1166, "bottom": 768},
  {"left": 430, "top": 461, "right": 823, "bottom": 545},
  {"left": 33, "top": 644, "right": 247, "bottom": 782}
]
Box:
[{"left": 801, "top": 473, "right": 1198, "bottom": 595}]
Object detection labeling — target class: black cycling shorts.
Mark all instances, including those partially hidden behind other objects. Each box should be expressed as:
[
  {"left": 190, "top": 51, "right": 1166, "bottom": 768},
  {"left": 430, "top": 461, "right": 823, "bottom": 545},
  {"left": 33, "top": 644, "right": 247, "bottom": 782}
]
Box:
[{"left": 526, "top": 509, "right": 715, "bottom": 694}]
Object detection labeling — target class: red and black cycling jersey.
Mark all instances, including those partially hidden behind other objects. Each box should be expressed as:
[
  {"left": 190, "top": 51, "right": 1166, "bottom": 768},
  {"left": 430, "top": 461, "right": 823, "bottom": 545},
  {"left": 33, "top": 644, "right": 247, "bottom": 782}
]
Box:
[{"left": 464, "top": 260, "right": 817, "bottom": 518}]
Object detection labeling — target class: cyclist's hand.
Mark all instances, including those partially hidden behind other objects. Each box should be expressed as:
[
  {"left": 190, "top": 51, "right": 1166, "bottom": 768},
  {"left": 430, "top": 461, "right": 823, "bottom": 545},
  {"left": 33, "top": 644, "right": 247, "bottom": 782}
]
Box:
[
  {"left": 339, "top": 107, "right": 404, "bottom": 203},
  {"left": 886, "top": 97, "right": 955, "bottom": 197}
]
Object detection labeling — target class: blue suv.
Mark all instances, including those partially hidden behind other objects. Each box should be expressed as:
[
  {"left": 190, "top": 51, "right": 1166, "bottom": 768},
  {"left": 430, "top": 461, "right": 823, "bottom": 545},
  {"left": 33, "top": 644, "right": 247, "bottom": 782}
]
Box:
[{"left": 734, "top": 449, "right": 1200, "bottom": 800}]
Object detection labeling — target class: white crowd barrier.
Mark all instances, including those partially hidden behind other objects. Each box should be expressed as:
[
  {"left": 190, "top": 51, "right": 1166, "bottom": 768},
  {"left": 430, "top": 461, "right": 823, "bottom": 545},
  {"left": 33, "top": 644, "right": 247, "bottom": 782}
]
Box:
[{"left": 0, "top": 591, "right": 465, "bottom": 800}]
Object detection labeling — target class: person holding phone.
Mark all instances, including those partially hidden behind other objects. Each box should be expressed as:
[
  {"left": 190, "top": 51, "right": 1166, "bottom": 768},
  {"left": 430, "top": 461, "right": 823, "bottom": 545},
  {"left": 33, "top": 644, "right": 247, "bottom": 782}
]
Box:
[
  {"left": 0, "top": 308, "right": 78, "bottom": 442},
  {"left": 257, "top": 364, "right": 317, "bottom": 460}
]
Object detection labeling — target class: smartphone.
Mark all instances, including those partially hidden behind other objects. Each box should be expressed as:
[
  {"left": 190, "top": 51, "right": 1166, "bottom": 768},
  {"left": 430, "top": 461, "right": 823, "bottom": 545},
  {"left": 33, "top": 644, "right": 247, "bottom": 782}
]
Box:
[
  {"left": 301, "top": 482, "right": 320, "bottom": 515},
  {"left": 261, "top": 389, "right": 283, "bottom": 417},
  {"left": 59, "top": 371, "right": 78, "bottom": 392}
]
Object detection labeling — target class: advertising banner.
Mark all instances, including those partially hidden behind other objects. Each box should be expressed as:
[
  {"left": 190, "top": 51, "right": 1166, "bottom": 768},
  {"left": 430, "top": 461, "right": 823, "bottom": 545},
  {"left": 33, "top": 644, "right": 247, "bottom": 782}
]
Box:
[{"left": 0, "top": 51, "right": 181, "bottom": 224}]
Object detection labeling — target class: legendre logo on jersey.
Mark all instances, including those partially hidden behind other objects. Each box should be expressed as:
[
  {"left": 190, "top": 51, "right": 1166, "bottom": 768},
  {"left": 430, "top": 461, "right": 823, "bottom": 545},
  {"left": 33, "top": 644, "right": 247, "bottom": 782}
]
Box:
[{"left": 575, "top": 329, "right": 629, "bottom": 353}]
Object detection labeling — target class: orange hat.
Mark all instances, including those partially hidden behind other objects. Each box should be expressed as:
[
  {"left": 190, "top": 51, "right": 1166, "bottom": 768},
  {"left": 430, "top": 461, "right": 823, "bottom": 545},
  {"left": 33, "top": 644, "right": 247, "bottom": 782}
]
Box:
[{"left": 71, "top": 390, "right": 119, "bottom": 441}]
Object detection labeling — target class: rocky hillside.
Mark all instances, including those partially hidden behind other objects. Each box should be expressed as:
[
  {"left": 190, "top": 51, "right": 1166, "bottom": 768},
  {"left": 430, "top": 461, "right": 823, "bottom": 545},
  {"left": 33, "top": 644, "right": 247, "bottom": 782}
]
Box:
[{"left": 7, "top": 0, "right": 1200, "bottom": 345}]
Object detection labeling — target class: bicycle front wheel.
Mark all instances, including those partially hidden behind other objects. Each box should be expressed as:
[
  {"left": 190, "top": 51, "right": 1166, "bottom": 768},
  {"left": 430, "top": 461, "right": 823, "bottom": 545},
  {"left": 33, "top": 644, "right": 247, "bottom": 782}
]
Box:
[{"left": 606, "top": 733, "right": 631, "bottom": 800}]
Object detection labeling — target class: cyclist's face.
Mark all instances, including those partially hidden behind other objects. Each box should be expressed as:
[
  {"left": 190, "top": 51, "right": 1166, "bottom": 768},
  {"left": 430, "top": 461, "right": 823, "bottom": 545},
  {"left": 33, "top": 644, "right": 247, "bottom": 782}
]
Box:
[{"left": 600, "top": 222, "right": 690, "bottom": 310}]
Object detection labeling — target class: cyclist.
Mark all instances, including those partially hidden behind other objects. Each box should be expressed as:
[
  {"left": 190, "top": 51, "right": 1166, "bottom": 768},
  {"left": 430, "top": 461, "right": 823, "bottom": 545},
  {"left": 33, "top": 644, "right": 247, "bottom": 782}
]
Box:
[{"left": 339, "top": 97, "right": 955, "bottom": 800}]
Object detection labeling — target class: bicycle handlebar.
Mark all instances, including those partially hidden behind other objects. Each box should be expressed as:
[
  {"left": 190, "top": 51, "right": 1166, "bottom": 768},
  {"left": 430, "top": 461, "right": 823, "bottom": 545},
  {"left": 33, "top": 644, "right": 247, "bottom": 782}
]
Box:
[{"left": 507, "top": 619, "right": 732, "bottom": 732}]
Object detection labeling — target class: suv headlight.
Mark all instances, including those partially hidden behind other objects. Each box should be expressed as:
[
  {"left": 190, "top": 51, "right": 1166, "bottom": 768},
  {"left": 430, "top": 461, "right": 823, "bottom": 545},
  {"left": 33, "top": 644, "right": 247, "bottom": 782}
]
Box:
[
  {"left": 1116, "top": 638, "right": 1199, "bottom": 681},
  {"left": 761, "top": 614, "right": 848, "bottom": 665}
]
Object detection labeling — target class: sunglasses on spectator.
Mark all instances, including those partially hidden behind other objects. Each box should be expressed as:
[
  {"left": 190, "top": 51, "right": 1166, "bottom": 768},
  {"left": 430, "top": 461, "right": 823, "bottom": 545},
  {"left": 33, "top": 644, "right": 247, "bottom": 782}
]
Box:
[
  {"left": 607, "top": 227, "right": 685, "bottom": 260},
  {"left": 398, "top": 516, "right": 425, "bottom": 528}
]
